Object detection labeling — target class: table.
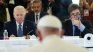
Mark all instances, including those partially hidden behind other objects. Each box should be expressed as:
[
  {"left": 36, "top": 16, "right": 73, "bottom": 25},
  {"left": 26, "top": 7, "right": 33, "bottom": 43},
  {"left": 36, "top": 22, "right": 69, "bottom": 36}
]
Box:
[
  {"left": 0, "top": 37, "right": 93, "bottom": 52},
  {"left": 62, "top": 36, "right": 93, "bottom": 52},
  {"left": 0, "top": 38, "right": 39, "bottom": 52}
]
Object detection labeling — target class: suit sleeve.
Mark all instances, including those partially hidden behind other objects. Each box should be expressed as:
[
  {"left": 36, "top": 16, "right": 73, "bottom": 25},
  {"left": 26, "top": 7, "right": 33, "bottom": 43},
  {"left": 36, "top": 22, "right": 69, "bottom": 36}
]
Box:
[
  {"left": 0, "top": 21, "right": 4, "bottom": 39},
  {"left": 4, "top": 22, "right": 12, "bottom": 37},
  {"left": 81, "top": 21, "right": 93, "bottom": 37}
]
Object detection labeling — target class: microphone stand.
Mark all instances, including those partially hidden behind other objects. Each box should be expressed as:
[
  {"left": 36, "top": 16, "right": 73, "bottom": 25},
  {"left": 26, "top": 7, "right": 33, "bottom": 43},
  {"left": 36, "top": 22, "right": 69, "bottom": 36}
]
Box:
[{"left": 25, "top": 30, "right": 33, "bottom": 39}]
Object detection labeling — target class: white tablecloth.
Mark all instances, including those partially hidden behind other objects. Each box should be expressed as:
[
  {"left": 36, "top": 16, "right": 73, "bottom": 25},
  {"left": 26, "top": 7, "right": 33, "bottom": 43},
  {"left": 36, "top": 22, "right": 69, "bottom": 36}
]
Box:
[
  {"left": 0, "top": 38, "right": 39, "bottom": 52},
  {"left": 0, "top": 37, "right": 93, "bottom": 52},
  {"left": 62, "top": 36, "right": 93, "bottom": 52}
]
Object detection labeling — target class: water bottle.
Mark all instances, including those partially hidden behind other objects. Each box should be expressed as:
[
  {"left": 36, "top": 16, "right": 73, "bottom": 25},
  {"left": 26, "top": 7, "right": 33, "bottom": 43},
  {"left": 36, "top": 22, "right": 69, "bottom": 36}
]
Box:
[{"left": 3, "top": 30, "right": 9, "bottom": 40}]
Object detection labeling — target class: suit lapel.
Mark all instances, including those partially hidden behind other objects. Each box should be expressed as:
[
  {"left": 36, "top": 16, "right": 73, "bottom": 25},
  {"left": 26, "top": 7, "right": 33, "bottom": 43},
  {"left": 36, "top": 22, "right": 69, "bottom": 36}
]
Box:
[
  {"left": 67, "top": 20, "right": 73, "bottom": 36},
  {"left": 74, "top": 26, "right": 80, "bottom": 36},
  {"left": 33, "top": 13, "right": 35, "bottom": 22},
  {"left": 23, "top": 21, "right": 28, "bottom": 35},
  {"left": 23, "top": 22, "right": 25, "bottom": 35},
  {"left": 40, "top": 12, "right": 44, "bottom": 18},
  {"left": 40, "top": 12, "right": 42, "bottom": 18},
  {"left": 69, "top": 20, "right": 80, "bottom": 36},
  {"left": 13, "top": 21, "right": 17, "bottom": 36}
]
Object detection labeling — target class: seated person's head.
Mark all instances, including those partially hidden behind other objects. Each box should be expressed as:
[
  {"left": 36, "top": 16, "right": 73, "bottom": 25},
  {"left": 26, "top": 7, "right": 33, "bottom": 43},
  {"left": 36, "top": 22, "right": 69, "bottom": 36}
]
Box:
[
  {"left": 13, "top": 6, "right": 26, "bottom": 24},
  {"left": 37, "top": 15, "right": 63, "bottom": 41},
  {"left": 32, "top": 0, "right": 42, "bottom": 13},
  {"left": 68, "top": 4, "right": 82, "bottom": 20}
]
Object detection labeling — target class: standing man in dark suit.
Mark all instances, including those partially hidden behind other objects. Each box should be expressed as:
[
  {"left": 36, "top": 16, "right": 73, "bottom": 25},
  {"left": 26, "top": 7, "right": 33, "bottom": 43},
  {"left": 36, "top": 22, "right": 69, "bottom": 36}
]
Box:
[
  {"left": 57, "top": 0, "right": 72, "bottom": 21},
  {"left": 42, "top": 0, "right": 60, "bottom": 16},
  {"left": 64, "top": 4, "right": 92, "bottom": 38},
  {"left": 0, "top": 0, "right": 7, "bottom": 22},
  {"left": 4, "top": 6, "right": 36, "bottom": 37},
  {"left": 0, "top": 0, "right": 6, "bottom": 39},
  {"left": 25, "top": 0, "right": 48, "bottom": 24}
]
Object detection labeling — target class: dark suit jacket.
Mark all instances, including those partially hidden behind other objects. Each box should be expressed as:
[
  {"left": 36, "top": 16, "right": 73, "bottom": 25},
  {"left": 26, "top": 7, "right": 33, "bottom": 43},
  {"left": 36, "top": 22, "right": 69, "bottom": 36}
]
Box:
[
  {"left": 42, "top": 0, "right": 48, "bottom": 12},
  {"left": 0, "top": 21, "right": 4, "bottom": 39},
  {"left": 25, "top": 11, "right": 48, "bottom": 22},
  {"left": 64, "top": 20, "right": 93, "bottom": 38},
  {"left": 6, "top": 0, "right": 27, "bottom": 8},
  {"left": 14, "top": 0, "right": 27, "bottom": 8},
  {"left": 0, "top": 0, "right": 7, "bottom": 22},
  {"left": 56, "top": 0, "right": 72, "bottom": 21},
  {"left": 4, "top": 20, "right": 36, "bottom": 37},
  {"left": 42, "top": 0, "right": 60, "bottom": 16}
]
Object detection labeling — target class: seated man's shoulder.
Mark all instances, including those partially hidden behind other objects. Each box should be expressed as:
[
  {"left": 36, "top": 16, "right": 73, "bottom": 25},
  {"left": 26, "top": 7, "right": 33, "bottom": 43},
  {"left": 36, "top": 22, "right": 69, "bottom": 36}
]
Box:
[
  {"left": 0, "top": 21, "right": 4, "bottom": 25},
  {"left": 5, "top": 21, "right": 15, "bottom": 25},
  {"left": 64, "top": 19, "right": 72, "bottom": 25},
  {"left": 25, "top": 20, "right": 35, "bottom": 25},
  {"left": 81, "top": 20, "right": 91, "bottom": 23},
  {"left": 64, "top": 19, "right": 71, "bottom": 22},
  {"left": 26, "top": 11, "right": 34, "bottom": 15},
  {"left": 42, "top": 11, "right": 48, "bottom": 15},
  {"left": 81, "top": 20, "right": 92, "bottom": 26}
]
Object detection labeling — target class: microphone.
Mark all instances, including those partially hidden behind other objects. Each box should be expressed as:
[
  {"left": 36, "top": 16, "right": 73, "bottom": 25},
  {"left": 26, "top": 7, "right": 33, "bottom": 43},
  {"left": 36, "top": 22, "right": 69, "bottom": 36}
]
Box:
[
  {"left": 25, "top": 25, "right": 34, "bottom": 39},
  {"left": 27, "top": 30, "right": 33, "bottom": 35},
  {"left": 25, "top": 30, "right": 33, "bottom": 39},
  {"left": 25, "top": 25, "right": 34, "bottom": 35}
]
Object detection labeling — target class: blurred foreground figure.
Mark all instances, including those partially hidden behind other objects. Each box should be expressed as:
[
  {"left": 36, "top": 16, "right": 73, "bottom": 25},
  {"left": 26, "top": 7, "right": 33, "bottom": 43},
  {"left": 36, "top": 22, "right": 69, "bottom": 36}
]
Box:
[{"left": 27, "top": 15, "right": 88, "bottom": 52}]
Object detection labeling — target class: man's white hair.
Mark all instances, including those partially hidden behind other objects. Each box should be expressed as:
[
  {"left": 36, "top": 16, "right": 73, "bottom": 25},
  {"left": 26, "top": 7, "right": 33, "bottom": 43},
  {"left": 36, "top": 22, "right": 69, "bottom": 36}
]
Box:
[
  {"left": 37, "top": 15, "right": 62, "bottom": 29},
  {"left": 13, "top": 5, "right": 26, "bottom": 12}
]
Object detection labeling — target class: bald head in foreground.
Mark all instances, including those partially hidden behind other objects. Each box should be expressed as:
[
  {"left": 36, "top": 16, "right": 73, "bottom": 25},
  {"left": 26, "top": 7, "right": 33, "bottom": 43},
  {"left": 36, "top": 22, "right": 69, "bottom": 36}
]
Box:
[{"left": 27, "top": 15, "right": 88, "bottom": 52}]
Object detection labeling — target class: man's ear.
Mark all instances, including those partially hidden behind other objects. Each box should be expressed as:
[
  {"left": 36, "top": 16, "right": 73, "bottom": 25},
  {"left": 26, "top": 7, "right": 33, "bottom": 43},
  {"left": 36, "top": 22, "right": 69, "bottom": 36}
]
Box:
[
  {"left": 36, "top": 29, "right": 42, "bottom": 42},
  {"left": 60, "top": 29, "right": 64, "bottom": 37}
]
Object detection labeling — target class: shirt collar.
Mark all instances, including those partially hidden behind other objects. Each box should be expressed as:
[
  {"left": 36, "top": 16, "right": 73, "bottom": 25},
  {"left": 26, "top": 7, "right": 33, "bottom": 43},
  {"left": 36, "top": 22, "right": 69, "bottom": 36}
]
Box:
[
  {"left": 16, "top": 21, "right": 23, "bottom": 28},
  {"left": 35, "top": 12, "right": 40, "bottom": 16}
]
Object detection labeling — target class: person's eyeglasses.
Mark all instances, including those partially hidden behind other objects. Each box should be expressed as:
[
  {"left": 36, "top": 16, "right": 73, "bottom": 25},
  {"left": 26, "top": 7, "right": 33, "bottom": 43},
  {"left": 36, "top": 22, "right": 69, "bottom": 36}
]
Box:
[{"left": 71, "top": 13, "right": 81, "bottom": 16}]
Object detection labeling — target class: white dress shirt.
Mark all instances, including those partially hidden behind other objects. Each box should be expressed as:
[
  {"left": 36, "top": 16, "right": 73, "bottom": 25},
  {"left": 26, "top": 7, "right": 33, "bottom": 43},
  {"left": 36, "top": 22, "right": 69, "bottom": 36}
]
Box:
[
  {"left": 16, "top": 22, "right": 23, "bottom": 32},
  {"left": 35, "top": 12, "right": 40, "bottom": 24}
]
